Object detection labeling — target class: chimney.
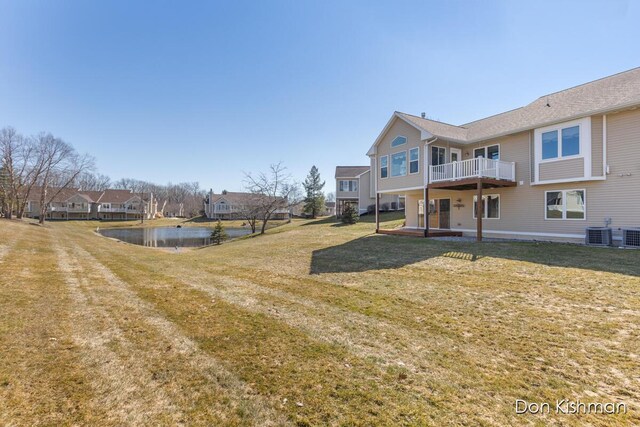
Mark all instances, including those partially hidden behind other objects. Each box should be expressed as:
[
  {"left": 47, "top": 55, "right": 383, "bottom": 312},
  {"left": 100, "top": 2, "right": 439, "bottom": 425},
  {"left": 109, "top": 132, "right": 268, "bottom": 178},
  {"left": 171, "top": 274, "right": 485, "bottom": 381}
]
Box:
[{"left": 421, "top": 112, "right": 426, "bottom": 119}]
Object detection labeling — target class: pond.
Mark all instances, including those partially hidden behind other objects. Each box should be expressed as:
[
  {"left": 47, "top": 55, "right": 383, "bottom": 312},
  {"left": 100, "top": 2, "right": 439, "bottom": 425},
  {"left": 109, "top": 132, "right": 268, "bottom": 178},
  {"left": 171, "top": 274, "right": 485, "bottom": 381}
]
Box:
[{"left": 99, "top": 226, "right": 252, "bottom": 248}]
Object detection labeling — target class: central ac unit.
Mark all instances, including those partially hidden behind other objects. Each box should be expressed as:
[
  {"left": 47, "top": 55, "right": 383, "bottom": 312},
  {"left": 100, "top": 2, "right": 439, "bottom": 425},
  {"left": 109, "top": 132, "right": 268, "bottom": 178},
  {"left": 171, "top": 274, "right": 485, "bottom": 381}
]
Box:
[
  {"left": 585, "top": 227, "right": 613, "bottom": 246},
  {"left": 622, "top": 228, "right": 640, "bottom": 248}
]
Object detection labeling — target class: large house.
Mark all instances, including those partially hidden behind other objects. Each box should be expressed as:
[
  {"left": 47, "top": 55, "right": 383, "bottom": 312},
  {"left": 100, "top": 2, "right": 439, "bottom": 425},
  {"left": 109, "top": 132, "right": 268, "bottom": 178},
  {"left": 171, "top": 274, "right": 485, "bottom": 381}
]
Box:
[
  {"left": 204, "top": 190, "right": 290, "bottom": 220},
  {"left": 367, "top": 67, "right": 640, "bottom": 243},
  {"left": 23, "top": 188, "right": 157, "bottom": 220},
  {"left": 335, "top": 166, "right": 401, "bottom": 216}
]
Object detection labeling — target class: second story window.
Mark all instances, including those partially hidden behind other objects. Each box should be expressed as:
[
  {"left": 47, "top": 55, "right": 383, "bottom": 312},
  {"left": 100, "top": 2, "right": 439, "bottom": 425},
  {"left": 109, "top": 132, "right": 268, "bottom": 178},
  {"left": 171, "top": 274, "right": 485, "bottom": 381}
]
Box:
[
  {"left": 391, "top": 152, "right": 407, "bottom": 177},
  {"left": 339, "top": 180, "right": 358, "bottom": 192},
  {"left": 391, "top": 136, "right": 407, "bottom": 147},
  {"left": 380, "top": 156, "right": 388, "bottom": 178},
  {"left": 474, "top": 145, "right": 500, "bottom": 160},
  {"left": 541, "top": 125, "right": 580, "bottom": 160},
  {"left": 431, "top": 146, "right": 446, "bottom": 166},
  {"left": 409, "top": 148, "right": 419, "bottom": 174}
]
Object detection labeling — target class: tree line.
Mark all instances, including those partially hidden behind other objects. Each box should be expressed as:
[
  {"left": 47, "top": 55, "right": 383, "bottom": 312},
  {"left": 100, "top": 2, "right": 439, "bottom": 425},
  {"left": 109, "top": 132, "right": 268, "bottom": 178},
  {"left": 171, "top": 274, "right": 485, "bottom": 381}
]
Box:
[{"left": 1, "top": 126, "right": 330, "bottom": 227}]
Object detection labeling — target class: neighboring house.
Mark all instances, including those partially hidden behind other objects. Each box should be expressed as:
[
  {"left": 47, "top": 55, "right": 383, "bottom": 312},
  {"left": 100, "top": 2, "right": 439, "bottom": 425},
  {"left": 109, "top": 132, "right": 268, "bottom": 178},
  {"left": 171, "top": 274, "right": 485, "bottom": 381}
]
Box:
[
  {"left": 367, "top": 67, "right": 640, "bottom": 243},
  {"left": 335, "top": 166, "right": 400, "bottom": 216},
  {"left": 204, "top": 190, "right": 290, "bottom": 220},
  {"left": 22, "top": 187, "right": 157, "bottom": 220},
  {"left": 324, "top": 201, "right": 336, "bottom": 216}
]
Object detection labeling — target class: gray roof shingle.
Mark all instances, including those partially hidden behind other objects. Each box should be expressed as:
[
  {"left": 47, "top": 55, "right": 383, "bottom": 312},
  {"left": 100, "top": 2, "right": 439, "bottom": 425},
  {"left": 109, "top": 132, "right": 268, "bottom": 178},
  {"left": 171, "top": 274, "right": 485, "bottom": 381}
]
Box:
[
  {"left": 395, "top": 67, "right": 640, "bottom": 144},
  {"left": 335, "top": 166, "right": 369, "bottom": 178}
]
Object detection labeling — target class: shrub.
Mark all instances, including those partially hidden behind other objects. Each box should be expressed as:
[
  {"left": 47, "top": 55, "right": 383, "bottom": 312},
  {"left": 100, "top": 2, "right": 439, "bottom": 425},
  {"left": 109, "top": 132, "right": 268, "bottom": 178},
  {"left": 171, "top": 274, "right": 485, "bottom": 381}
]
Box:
[
  {"left": 367, "top": 204, "right": 376, "bottom": 214},
  {"left": 341, "top": 203, "right": 359, "bottom": 224},
  {"left": 391, "top": 202, "right": 397, "bottom": 210},
  {"left": 380, "top": 203, "right": 390, "bottom": 212},
  {"left": 211, "top": 220, "right": 228, "bottom": 245}
]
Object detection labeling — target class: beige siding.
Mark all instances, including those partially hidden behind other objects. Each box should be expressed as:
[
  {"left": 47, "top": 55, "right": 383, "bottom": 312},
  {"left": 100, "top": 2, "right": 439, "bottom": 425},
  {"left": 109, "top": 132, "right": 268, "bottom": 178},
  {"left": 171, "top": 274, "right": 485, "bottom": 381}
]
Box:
[
  {"left": 375, "top": 118, "right": 424, "bottom": 193},
  {"left": 539, "top": 157, "right": 585, "bottom": 181},
  {"left": 358, "top": 171, "right": 373, "bottom": 211},
  {"left": 591, "top": 115, "right": 604, "bottom": 176},
  {"left": 416, "top": 108, "right": 640, "bottom": 240}
]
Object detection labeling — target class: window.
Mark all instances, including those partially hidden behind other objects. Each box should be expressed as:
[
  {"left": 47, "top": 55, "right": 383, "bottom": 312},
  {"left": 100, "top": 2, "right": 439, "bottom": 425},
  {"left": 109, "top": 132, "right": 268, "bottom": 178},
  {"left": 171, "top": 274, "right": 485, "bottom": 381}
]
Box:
[
  {"left": 391, "top": 151, "right": 407, "bottom": 177},
  {"left": 542, "top": 130, "right": 558, "bottom": 160},
  {"left": 474, "top": 145, "right": 500, "bottom": 160},
  {"left": 545, "top": 189, "right": 585, "bottom": 220},
  {"left": 561, "top": 126, "right": 580, "bottom": 157},
  {"left": 339, "top": 180, "right": 358, "bottom": 192},
  {"left": 431, "top": 146, "right": 446, "bottom": 165},
  {"left": 541, "top": 124, "right": 580, "bottom": 160},
  {"left": 391, "top": 136, "right": 407, "bottom": 147},
  {"left": 409, "top": 147, "right": 419, "bottom": 174},
  {"left": 473, "top": 194, "right": 500, "bottom": 219},
  {"left": 380, "top": 156, "right": 388, "bottom": 178}
]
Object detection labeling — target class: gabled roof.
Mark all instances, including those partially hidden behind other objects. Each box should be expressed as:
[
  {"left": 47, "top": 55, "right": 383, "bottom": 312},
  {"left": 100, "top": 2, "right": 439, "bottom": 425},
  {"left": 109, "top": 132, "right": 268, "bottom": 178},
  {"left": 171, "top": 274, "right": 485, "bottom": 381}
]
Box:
[
  {"left": 335, "top": 166, "right": 369, "bottom": 178},
  {"left": 99, "top": 189, "right": 141, "bottom": 204},
  {"left": 207, "top": 191, "right": 286, "bottom": 206},
  {"left": 368, "top": 66, "right": 640, "bottom": 152}
]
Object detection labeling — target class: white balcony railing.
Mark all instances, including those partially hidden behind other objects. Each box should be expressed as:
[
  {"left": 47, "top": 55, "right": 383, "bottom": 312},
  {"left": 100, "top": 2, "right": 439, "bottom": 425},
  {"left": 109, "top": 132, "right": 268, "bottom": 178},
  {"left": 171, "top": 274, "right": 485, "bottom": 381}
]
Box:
[{"left": 429, "top": 157, "right": 516, "bottom": 183}]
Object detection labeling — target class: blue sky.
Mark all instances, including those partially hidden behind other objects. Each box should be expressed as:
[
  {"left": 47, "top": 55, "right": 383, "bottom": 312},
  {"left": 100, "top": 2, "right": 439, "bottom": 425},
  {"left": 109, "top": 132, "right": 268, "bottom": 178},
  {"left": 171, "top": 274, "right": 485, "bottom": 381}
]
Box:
[{"left": 1, "top": 0, "right": 639, "bottom": 192}]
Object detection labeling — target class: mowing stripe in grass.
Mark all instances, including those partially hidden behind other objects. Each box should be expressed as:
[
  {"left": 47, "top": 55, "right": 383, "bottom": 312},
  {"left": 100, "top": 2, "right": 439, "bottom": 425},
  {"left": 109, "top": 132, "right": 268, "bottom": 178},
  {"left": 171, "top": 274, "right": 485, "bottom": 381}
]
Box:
[
  {"left": 56, "top": 237, "right": 289, "bottom": 426},
  {"left": 66, "top": 235, "right": 441, "bottom": 425},
  {"left": 0, "top": 226, "right": 105, "bottom": 426}
]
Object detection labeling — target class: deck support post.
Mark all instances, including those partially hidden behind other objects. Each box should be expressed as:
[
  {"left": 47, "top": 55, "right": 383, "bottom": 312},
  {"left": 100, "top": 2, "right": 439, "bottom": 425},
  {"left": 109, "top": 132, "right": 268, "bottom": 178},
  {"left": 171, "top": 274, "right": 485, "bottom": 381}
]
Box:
[
  {"left": 424, "top": 186, "right": 429, "bottom": 237},
  {"left": 375, "top": 193, "right": 380, "bottom": 233},
  {"left": 476, "top": 180, "right": 483, "bottom": 242}
]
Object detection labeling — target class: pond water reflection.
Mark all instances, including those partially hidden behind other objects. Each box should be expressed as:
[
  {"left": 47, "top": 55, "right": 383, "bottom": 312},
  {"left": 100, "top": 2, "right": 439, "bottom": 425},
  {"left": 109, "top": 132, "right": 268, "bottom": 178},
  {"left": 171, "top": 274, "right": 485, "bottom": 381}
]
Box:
[{"left": 99, "top": 226, "right": 251, "bottom": 247}]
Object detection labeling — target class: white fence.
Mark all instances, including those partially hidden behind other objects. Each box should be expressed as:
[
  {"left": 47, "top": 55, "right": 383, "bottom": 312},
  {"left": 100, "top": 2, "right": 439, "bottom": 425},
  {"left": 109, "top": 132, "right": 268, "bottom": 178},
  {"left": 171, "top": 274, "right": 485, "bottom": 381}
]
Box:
[{"left": 429, "top": 157, "right": 515, "bottom": 183}]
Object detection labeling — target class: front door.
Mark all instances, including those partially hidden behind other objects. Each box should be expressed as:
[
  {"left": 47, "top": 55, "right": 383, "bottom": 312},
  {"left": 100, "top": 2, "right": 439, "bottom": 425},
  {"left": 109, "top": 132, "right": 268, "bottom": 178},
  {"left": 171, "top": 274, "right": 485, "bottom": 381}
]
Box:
[{"left": 428, "top": 199, "right": 451, "bottom": 229}]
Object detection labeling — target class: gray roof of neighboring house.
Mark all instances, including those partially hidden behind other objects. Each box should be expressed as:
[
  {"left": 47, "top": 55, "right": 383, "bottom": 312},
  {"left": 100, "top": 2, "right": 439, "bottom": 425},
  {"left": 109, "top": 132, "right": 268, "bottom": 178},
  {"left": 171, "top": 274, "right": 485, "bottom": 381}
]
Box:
[
  {"left": 391, "top": 66, "right": 640, "bottom": 144},
  {"left": 207, "top": 191, "right": 286, "bottom": 206},
  {"left": 335, "top": 166, "right": 369, "bottom": 178}
]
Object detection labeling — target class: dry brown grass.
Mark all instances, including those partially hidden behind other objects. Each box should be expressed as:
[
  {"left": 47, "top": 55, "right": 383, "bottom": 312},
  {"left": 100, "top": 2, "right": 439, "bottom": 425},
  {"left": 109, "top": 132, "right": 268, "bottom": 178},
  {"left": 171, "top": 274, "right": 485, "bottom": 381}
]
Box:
[{"left": 0, "top": 216, "right": 638, "bottom": 426}]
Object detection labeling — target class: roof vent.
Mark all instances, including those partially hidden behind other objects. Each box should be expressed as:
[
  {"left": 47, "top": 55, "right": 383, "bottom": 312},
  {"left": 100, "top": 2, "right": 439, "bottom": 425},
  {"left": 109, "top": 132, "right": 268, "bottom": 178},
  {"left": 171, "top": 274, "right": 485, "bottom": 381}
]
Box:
[{"left": 421, "top": 112, "right": 426, "bottom": 118}]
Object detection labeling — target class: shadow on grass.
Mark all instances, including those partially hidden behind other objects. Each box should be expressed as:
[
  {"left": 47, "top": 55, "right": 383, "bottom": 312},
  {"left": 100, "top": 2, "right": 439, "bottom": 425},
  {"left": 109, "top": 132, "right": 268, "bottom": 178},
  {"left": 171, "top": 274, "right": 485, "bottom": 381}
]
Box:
[{"left": 310, "top": 234, "right": 640, "bottom": 276}]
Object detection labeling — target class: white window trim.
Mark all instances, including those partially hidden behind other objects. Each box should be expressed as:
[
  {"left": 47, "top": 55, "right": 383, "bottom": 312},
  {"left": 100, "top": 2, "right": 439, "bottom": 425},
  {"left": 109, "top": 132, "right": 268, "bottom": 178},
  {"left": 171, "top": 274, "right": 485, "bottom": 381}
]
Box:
[
  {"left": 534, "top": 117, "right": 592, "bottom": 183},
  {"left": 473, "top": 144, "right": 500, "bottom": 160},
  {"left": 380, "top": 155, "right": 389, "bottom": 179},
  {"left": 409, "top": 147, "right": 419, "bottom": 175},
  {"left": 390, "top": 150, "right": 408, "bottom": 178},
  {"left": 539, "top": 127, "right": 582, "bottom": 163},
  {"left": 544, "top": 189, "right": 586, "bottom": 221},
  {"left": 472, "top": 194, "right": 500, "bottom": 220},
  {"left": 391, "top": 135, "right": 407, "bottom": 148}
]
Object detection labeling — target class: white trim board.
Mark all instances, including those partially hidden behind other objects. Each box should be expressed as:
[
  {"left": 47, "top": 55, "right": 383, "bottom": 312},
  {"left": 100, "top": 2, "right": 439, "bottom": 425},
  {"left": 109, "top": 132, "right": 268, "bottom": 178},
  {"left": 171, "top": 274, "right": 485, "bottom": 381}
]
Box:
[
  {"left": 377, "top": 186, "right": 424, "bottom": 194},
  {"left": 450, "top": 228, "right": 585, "bottom": 239}
]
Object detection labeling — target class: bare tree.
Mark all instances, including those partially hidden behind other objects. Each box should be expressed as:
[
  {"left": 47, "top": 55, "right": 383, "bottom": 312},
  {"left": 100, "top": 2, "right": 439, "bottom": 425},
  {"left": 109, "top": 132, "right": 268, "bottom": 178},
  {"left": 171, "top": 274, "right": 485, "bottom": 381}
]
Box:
[
  {"left": 237, "top": 194, "right": 263, "bottom": 233},
  {"left": 75, "top": 172, "right": 111, "bottom": 191},
  {"left": 244, "top": 162, "right": 297, "bottom": 234},
  {"left": 0, "top": 127, "right": 38, "bottom": 219},
  {"left": 35, "top": 134, "right": 94, "bottom": 224}
]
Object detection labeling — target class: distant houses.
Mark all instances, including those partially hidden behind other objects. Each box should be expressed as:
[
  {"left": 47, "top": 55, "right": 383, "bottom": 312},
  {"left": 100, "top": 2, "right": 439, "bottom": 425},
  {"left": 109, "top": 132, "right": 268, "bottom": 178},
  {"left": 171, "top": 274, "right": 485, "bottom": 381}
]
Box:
[
  {"left": 203, "top": 190, "right": 290, "bottom": 220},
  {"left": 22, "top": 187, "right": 157, "bottom": 220}
]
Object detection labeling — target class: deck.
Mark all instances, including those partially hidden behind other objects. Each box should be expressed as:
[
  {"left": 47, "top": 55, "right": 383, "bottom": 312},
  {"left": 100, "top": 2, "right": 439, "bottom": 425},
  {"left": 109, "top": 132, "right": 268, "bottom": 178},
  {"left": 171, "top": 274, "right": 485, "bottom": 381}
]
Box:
[{"left": 376, "top": 228, "right": 463, "bottom": 238}]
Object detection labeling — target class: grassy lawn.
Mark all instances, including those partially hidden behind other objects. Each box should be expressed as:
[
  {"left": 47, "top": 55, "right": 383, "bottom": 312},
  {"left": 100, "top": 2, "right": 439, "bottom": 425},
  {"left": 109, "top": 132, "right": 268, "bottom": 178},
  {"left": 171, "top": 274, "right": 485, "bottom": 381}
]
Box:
[{"left": 0, "top": 214, "right": 638, "bottom": 426}]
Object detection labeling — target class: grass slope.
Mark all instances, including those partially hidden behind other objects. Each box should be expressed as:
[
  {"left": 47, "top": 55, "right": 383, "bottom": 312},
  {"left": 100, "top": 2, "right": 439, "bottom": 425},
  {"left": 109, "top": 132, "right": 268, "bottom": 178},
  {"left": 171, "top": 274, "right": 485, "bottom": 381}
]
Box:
[{"left": 0, "top": 214, "right": 638, "bottom": 426}]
